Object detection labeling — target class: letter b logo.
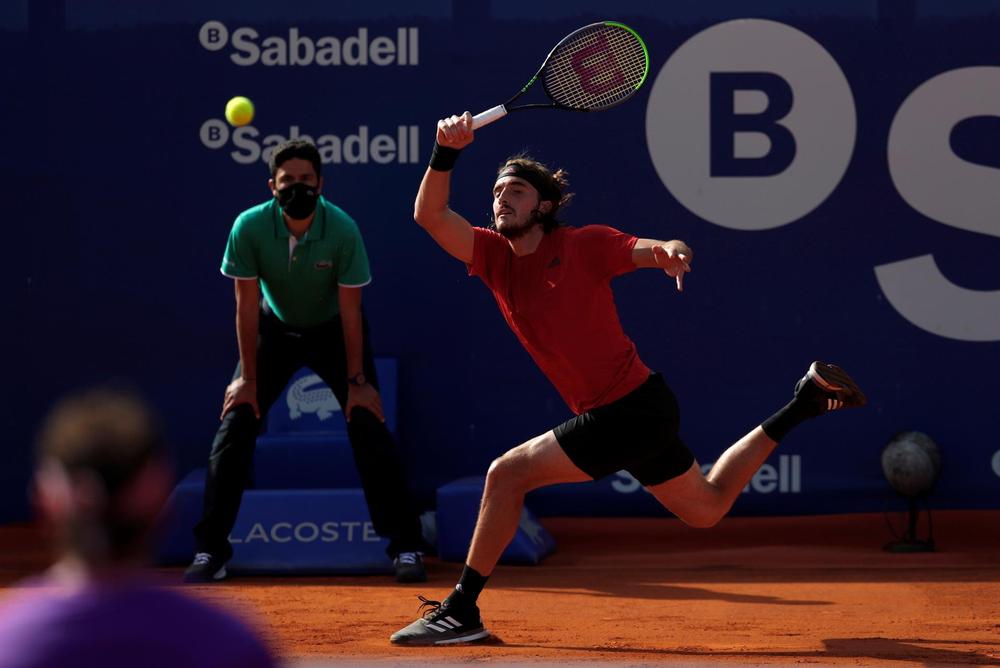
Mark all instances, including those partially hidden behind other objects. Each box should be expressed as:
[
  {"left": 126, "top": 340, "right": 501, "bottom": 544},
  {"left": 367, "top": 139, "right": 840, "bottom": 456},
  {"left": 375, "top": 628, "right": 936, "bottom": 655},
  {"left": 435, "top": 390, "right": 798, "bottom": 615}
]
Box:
[
  {"left": 646, "top": 19, "right": 856, "bottom": 230},
  {"left": 710, "top": 72, "right": 795, "bottom": 177},
  {"left": 199, "top": 21, "right": 229, "bottom": 51}
]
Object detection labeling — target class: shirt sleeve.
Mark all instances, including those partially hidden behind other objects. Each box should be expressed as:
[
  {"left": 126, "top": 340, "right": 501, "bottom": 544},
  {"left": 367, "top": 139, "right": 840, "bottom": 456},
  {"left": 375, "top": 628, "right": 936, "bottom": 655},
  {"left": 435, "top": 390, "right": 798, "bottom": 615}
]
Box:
[
  {"left": 336, "top": 217, "right": 372, "bottom": 287},
  {"left": 574, "top": 225, "right": 639, "bottom": 280},
  {"left": 221, "top": 214, "right": 258, "bottom": 279},
  {"left": 467, "top": 227, "right": 510, "bottom": 290}
]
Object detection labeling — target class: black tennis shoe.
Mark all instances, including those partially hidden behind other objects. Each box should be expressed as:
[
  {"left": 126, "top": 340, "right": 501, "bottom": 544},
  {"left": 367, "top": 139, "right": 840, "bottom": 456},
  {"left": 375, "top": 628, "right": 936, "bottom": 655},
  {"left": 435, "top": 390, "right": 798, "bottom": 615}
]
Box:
[
  {"left": 390, "top": 595, "right": 489, "bottom": 645},
  {"left": 795, "top": 361, "right": 867, "bottom": 413},
  {"left": 393, "top": 552, "right": 427, "bottom": 583},
  {"left": 182, "top": 552, "right": 228, "bottom": 583}
]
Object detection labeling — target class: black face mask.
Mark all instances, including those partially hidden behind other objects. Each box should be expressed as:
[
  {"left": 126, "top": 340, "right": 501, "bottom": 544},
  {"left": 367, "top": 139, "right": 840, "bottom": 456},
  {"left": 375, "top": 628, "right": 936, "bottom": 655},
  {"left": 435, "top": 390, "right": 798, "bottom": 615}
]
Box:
[{"left": 276, "top": 182, "right": 319, "bottom": 220}]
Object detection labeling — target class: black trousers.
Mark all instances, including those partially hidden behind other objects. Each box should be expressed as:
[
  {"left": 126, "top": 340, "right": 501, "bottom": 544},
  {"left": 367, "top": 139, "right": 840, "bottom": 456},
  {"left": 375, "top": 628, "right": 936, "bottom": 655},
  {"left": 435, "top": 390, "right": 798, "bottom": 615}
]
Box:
[{"left": 193, "top": 310, "right": 425, "bottom": 560}]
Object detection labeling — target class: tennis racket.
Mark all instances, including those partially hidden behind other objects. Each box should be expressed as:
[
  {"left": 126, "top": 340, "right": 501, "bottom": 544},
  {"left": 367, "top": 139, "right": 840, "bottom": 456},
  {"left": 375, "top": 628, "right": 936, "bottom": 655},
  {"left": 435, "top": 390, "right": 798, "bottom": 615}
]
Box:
[{"left": 472, "top": 21, "right": 649, "bottom": 130}]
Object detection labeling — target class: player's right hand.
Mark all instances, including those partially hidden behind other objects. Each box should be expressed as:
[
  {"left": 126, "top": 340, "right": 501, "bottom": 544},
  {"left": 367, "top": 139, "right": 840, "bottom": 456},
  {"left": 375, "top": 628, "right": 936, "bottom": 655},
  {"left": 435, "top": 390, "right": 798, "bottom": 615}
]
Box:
[
  {"left": 437, "top": 112, "right": 474, "bottom": 149},
  {"left": 221, "top": 377, "right": 260, "bottom": 420}
]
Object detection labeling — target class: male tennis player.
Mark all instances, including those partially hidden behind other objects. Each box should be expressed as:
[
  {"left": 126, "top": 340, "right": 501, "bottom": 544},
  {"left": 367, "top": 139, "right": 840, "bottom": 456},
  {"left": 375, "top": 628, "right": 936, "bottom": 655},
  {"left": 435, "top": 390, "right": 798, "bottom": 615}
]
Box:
[{"left": 390, "top": 112, "right": 866, "bottom": 645}]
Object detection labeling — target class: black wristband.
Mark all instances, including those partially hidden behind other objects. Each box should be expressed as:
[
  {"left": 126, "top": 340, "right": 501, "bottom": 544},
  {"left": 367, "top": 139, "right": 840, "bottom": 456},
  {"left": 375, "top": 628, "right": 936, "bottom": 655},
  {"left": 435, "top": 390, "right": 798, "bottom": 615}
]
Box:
[{"left": 429, "top": 142, "right": 461, "bottom": 172}]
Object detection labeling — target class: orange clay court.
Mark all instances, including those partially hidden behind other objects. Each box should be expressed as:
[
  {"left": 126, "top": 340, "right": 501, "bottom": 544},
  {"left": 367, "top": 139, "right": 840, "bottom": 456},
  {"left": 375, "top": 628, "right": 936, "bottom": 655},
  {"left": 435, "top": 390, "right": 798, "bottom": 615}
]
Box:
[{"left": 2, "top": 511, "right": 998, "bottom": 666}]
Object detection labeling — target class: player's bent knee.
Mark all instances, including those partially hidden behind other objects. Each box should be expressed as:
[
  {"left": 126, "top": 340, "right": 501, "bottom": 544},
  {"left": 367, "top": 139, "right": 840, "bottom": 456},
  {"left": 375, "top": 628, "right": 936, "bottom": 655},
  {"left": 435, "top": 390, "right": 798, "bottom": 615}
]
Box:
[
  {"left": 662, "top": 497, "right": 726, "bottom": 528},
  {"left": 485, "top": 455, "right": 529, "bottom": 492},
  {"left": 485, "top": 456, "right": 514, "bottom": 483},
  {"left": 484, "top": 456, "right": 503, "bottom": 482},
  {"left": 676, "top": 506, "right": 725, "bottom": 529}
]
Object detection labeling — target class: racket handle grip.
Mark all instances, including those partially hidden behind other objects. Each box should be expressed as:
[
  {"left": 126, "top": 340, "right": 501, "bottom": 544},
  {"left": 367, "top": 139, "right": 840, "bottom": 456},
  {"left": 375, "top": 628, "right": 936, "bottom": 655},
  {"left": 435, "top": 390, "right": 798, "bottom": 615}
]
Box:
[{"left": 472, "top": 105, "right": 508, "bottom": 130}]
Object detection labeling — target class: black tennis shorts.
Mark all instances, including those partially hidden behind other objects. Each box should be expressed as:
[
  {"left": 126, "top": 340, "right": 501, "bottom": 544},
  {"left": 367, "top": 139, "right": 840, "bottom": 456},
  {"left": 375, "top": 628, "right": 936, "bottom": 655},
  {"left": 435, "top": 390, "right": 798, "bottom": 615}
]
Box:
[{"left": 553, "top": 373, "right": 695, "bottom": 486}]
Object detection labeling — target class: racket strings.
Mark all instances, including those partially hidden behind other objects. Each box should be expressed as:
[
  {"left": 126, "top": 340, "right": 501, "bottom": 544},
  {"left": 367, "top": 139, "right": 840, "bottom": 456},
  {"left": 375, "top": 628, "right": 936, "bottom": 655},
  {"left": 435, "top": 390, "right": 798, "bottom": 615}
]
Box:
[{"left": 544, "top": 27, "right": 647, "bottom": 111}]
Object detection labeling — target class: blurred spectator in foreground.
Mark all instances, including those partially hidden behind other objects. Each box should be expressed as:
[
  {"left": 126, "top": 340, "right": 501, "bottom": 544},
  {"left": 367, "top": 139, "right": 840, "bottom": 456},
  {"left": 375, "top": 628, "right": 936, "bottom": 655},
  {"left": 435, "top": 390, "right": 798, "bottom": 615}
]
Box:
[{"left": 0, "top": 387, "right": 276, "bottom": 668}]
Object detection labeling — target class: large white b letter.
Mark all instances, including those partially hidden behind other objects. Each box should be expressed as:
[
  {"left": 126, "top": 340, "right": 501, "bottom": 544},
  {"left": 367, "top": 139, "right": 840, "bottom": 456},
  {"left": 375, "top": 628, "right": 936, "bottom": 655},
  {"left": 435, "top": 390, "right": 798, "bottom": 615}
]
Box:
[{"left": 646, "top": 19, "right": 856, "bottom": 230}]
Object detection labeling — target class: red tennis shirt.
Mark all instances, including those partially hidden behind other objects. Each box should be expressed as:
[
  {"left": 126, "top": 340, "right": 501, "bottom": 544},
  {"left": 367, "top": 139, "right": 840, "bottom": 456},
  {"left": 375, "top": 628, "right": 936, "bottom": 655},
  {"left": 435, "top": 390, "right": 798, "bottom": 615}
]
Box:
[{"left": 468, "top": 224, "right": 651, "bottom": 414}]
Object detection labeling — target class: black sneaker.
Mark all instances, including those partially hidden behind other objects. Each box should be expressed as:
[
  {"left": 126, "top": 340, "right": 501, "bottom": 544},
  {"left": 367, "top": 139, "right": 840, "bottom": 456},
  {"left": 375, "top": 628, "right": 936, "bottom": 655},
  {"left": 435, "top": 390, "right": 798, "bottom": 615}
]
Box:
[
  {"left": 393, "top": 552, "right": 427, "bottom": 583},
  {"left": 390, "top": 595, "right": 489, "bottom": 645},
  {"left": 182, "top": 552, "right": 228, "bottom": 583},
  {"left": 795, "top": 361, "right": 867, "bottom": 413}
]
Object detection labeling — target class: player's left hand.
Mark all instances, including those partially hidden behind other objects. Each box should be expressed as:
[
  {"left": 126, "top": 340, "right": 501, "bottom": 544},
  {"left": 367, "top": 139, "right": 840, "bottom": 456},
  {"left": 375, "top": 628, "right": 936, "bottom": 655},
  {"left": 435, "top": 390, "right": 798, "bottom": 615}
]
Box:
[
  {"left": 652, "top": 241, "right": 693, "bottom": 292},
  {"left": 345, "top": 382, "right": 385, "bottom": 423}
]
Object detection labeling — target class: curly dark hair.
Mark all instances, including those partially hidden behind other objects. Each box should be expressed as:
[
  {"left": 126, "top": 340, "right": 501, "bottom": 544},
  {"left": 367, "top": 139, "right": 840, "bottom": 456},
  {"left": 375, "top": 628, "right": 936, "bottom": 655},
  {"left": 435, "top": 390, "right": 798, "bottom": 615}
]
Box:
[
  {"left": 495, "top": 155, "right": 574, "bottom": 233},
  {"left": 268, "top": 139, "right": 322, "bottom": 179}
]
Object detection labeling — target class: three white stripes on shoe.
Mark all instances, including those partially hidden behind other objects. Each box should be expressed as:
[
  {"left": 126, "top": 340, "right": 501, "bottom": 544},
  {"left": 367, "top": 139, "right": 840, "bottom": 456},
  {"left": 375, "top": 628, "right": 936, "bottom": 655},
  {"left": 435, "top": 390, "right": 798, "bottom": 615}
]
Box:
[{"left": 425, "top": 616, "right": 463, "bottom": 632}]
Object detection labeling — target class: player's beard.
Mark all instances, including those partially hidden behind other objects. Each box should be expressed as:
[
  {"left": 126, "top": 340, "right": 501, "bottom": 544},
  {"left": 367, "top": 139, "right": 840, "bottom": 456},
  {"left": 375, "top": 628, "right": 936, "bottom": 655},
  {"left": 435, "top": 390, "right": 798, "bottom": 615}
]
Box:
[{"left": 494, "top": 208, "right": 543, "bottom": 240}]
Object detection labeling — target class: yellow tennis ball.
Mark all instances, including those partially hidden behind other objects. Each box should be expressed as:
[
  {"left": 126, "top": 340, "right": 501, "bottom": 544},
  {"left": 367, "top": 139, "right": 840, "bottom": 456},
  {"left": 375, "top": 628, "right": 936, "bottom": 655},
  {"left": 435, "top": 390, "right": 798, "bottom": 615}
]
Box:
[{"left": 225, "top": 96, "right": 255, "bottom": 127}]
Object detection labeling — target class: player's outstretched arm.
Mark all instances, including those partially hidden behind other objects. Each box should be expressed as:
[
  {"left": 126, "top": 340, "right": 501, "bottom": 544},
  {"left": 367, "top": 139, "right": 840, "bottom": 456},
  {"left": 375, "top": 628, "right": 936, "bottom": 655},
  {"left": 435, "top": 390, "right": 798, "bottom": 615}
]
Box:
[
  {"left": 632, "top": 238, "right": 693, "bottom": 292},
  {"left": 413, "top": 112, "right": 477, "bottom": 263}
]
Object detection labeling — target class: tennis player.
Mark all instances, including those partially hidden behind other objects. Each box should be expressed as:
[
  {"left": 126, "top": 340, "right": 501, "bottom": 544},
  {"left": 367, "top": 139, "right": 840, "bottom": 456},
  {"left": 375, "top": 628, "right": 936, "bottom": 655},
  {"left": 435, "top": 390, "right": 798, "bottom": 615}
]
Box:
[{"left": 390, "top": 112, "right": 866, "bottom": 645}]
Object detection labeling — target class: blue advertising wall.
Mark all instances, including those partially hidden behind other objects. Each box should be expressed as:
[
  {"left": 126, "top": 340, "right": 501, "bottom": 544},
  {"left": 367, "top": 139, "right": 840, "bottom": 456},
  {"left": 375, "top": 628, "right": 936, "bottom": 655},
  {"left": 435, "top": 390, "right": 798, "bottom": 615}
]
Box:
[{"left": 4, "top": 0, "right": 999, "bottom": 522}]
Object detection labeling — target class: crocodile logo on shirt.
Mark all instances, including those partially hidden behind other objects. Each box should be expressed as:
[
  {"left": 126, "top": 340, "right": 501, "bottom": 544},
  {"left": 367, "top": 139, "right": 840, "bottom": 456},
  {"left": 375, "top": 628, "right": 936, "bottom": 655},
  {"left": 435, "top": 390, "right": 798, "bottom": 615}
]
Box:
[
  {"left": 286, "top": 374, "right": 340, "bottom": 420},
  {"left": 314, "top": 260, "right": 333, "bottom": 270}
]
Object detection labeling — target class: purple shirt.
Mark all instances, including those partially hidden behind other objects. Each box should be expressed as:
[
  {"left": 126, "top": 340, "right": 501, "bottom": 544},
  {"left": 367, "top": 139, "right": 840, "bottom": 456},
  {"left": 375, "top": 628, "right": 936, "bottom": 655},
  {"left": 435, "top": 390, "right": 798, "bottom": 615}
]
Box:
[{"left": 0, "top": 579, "right": 275, "bottom": 668}]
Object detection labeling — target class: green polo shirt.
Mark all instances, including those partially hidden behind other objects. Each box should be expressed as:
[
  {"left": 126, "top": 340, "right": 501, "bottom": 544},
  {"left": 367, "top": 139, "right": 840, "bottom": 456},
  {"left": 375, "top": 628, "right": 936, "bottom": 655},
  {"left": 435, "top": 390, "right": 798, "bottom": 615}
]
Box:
[{"left": 220, "top": 196, "right": 371, "bottom": 328}]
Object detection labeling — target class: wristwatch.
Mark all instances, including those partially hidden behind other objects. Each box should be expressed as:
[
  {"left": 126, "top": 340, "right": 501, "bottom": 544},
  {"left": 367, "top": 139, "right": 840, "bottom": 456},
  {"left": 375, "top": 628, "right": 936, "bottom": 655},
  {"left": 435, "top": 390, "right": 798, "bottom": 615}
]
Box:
[{"left": 347, "top": 372, "right": 366, "bottom": 387}]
